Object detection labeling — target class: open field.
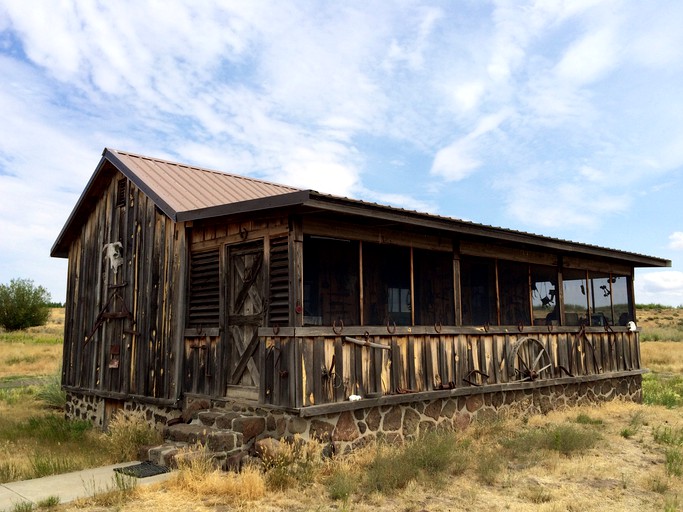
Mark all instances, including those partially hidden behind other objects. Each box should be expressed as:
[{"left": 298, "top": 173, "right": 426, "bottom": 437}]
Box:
[
  {"left": 3, "top": 307, "right": 683, "bottom": 511},
  {"left": 0, "top": 308, "right": 64, "bottom": 381}
]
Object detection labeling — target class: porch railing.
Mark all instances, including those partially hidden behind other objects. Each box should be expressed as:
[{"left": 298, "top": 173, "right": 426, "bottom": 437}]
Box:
[{"left": 258, "top": 325, "right": 641, "bottom": 410}]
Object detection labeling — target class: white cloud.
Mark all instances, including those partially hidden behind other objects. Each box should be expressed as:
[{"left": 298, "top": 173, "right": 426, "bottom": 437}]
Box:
[
  {"left": 669, "top": 232, "right": 683, "bottom": 250},
  {"left": 554, "top": 27, "right": 619, "bottom": 86},
  {"left": 0, "top": 0, "right": 682, "bottom": 302},
  {"left": 635, "top": 270, "right": 683, "bottom": 307},
  {"left": 430, "top": 109, "right": 512, "bottom": 181}
]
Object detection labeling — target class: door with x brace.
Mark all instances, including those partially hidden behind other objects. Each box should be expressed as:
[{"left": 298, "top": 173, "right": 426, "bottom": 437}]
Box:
[{"left": 225, "top": 241, "right": 265, "bottom": 400}]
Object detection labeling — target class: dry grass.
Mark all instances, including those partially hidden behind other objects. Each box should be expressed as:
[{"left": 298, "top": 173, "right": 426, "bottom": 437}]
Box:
[
  {"left": 11, "top": 307, "right": 683, "bottom": 511},
  {"left": 0, "top": 308, "right": 64, "bottom": 380},
  {"left": 642, "top": 341, "right": 683, "bottom": 374},
  {"left": 56, "top": 400, "right": 683, "bottom": 512}
]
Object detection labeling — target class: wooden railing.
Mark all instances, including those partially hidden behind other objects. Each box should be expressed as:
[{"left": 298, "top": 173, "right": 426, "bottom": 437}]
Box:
[{"left": 258, "top": 325, "right": 641, "bottom": 409}]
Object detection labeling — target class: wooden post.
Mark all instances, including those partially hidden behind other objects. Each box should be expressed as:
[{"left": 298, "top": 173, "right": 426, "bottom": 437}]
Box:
[{"left": 453, "top": 247, "right": 462, "bottom": 326}]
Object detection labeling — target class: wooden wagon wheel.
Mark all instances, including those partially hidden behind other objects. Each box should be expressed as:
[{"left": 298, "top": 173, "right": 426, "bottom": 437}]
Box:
[{"left": 507, "top": 336, "right": 552, "bottom": 382}]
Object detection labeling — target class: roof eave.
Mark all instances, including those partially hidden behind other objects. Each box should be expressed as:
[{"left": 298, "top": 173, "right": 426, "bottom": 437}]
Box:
[
  {"left": 50, "top": 153, "right": 110, "bottom": 258},
  {"left": 302, "top": 193, "right": 671, "bottom": 269},
  {"left": 177, "top": 190, "right": 312, "bottom": 222},
  {"left": 104, "top": 148, "right": 178, "bottom": 221},
  {"left": 50, "top": 148, "right": 182, "bottom": 258}
]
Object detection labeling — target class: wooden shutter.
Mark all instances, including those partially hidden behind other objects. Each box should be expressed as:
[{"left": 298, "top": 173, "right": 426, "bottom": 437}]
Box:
[
  {"left": 188, "top": 249, "right": 220, "bottom": 327},
  {"left": 268, "top": 236, "right": 289, "bottom": 325}
]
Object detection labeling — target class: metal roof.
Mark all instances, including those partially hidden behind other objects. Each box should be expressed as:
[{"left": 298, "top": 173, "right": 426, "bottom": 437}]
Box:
[
  {"left": 51, "top": 148, "right": 672, "bottom": 268},
  {"left": 108, "top": 149, "right": 300, "bottom": 217}
]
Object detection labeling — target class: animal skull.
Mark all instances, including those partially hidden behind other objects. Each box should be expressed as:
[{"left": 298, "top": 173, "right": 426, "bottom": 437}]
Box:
[{"left": 103, "top": 242, "right": 124, "bottom": 274}]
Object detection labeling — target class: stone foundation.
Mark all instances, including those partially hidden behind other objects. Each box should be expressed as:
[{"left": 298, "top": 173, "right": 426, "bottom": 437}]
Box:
[{"left": 65, "top": 374, "right": 642, "bottom": 463}]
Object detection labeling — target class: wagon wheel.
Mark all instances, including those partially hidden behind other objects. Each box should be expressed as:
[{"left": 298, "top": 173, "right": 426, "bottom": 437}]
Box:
[{"left": 507, "top": 336, "right": 552, "bottom": 382}]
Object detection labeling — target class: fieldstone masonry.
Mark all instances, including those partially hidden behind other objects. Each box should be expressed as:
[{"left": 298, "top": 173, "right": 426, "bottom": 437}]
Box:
[{"left": 65, "top": 375, "right": 642, "bottom": 466}]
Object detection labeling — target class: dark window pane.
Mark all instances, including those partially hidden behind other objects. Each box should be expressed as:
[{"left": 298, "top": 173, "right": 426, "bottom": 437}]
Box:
[
  {"left": 563, "top": 268, "right": 588, "bottom": 326},
  {"left": 461, "top": 257, "right": 497, "bottom": 325},
  {"left": 303, "top": 236, "right": 359, "bottom": 326},
  {"left": 414, "top": 249, "right": 454, "bottom": 325},
  {"left": 499, "top": 260, "right": 531, "bottom": 325},
  {"left": 363, "top": 243, "right": 411, "bottom": 326},
  {"left": 531, "top": 265, "right": 559, "bottom": 326}
]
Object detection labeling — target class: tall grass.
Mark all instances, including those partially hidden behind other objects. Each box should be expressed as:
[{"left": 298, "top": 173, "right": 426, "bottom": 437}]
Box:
[{"left": 105, "top": 410, "right": 163, "bottom": 461}]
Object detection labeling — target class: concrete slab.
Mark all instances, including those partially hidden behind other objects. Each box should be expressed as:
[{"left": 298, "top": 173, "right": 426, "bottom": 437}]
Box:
[{"left": 0, "top": 462, "right": 173, "bottom": 511}]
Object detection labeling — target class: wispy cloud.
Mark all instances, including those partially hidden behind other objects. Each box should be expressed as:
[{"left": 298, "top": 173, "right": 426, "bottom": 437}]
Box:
[
  {"left": 1, "top": 1, "right": 682, "bottom": 302},
  {"left": 670, "top": 232, "right": 683, "bottom": 251}
]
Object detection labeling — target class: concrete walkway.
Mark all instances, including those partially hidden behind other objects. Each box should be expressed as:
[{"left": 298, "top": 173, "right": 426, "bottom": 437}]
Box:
[{"left": 0, "top": 462, "right": 173, "bottom": 511}]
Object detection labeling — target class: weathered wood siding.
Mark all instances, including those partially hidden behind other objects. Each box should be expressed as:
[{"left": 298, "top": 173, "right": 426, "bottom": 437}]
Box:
[
  {"left": 182, "top": 216, "right": 289, "bottom": 399},
  {"left": 259, "top": 326, "right": 641, "bottom": 409},
  {"left": 62, "top": 172, "right": 185, "bottom": 402}
]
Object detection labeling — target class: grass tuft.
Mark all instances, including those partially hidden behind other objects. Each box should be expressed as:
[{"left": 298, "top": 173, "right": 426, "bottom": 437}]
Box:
[
  {"left": 105, "top": 409, "right": 162, "bottom": 461},
  {"left": 575, "top": 413, "right": 603, "bottom": 425},
  {"left": 34, "top": 373, "right": 66, "bottom": 409},
  {"left": 665, "top": 448, "right": 683, "bottom": 477},
  {"left": 263, "top": 436, "right": 324, "bottom": 490}
]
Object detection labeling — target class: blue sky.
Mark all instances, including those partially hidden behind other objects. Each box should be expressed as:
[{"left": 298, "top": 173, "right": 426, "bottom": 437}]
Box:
[{"left": 0, "top": 0, "right": 682, "bottom": 306}]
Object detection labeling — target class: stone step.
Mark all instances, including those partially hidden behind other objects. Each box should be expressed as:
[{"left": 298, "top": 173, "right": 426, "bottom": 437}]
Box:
[{"left": 147, "top": 441, "right": 188, "bottom": 467}]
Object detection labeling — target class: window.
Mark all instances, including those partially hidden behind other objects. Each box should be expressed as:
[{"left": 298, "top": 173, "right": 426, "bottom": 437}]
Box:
[
  {"left": 413, "top": 249, "right": 455, "bottom": 325},
  {"left": 363, "top": 243, "right": 411, "bottom": 325},
  {"left": 498, "top": 260, "right": 531, "bottom": 325},
  {"left": 461, "top": 256, "right": 497, "bottom": 325},
  {"left": 589, "top": 272, "right": 612, "bottom": 326},
  {"left": 531, "top": 265, "right": 559, "bottom": 326},
  {"left": 612, "top": 275, "right": 632, "bottom": 325},
  {"left": 303, "top": 236, "right": 359, "bottom": 326},
  {"left": 562, "top": 269, "right": 588, "bottom": 326}
]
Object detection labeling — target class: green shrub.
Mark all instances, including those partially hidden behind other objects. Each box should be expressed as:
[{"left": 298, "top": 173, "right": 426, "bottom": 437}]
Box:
[
  {"left": 0, "top": 278, "right": 51, "bottom": 331},
  {"left": 643, "top": 374, "right": 683, "bottom": 408}
]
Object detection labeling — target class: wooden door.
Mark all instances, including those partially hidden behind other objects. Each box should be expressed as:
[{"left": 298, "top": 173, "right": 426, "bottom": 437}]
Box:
[{"left": 226, "top": 242, "right": 265, "bottom": 400}]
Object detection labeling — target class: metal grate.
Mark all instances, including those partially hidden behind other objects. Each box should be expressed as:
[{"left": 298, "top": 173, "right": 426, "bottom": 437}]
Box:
[
  {"left": 114, "top": 461, "right": 169, "bottom": 478},
  {"left": 188, "top": 249, "right": 220, "bottom": 327},
  {"left": 268, "top": 236, "right": 289, "bottom": 325}
]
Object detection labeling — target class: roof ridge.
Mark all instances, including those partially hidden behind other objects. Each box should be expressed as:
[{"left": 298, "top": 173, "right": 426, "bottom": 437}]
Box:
[{"left": 107, "top": 148, "right": 301, "bottom": 191}]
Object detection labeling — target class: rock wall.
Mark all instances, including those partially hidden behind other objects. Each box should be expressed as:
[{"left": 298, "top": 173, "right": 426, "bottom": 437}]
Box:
[{"left": 65, "top": 374, "right": 642, "bottom": 462}]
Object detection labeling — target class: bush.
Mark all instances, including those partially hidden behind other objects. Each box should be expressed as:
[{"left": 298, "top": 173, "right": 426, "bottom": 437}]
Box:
[{"left": 0, "top": 279, "right": 51, "bottom": 331}]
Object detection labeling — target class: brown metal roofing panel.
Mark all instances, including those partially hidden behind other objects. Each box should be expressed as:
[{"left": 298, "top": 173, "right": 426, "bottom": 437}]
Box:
[{"left": 110, "top": 149, "right": 300, "bottom": 214}]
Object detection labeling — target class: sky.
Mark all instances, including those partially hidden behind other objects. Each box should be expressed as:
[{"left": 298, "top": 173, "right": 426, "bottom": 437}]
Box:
[{"left": 0, "top": 0, "right": 682, "bottom": 306}]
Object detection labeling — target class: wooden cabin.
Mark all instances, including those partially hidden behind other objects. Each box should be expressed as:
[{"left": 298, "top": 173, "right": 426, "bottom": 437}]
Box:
[{"left": 52, "top": 148, "right": 670, "bottom": 449}]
